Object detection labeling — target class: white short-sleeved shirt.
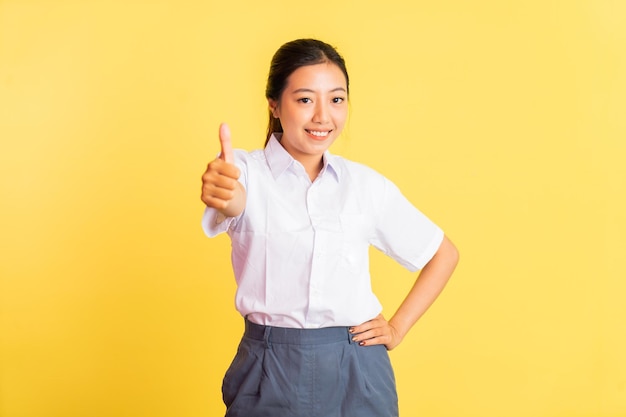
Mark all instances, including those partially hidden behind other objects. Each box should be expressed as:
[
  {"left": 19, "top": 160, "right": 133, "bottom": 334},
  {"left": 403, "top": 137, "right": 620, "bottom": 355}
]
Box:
[{"left": 202, "top": 134, "right": 444, "bottom": 328}]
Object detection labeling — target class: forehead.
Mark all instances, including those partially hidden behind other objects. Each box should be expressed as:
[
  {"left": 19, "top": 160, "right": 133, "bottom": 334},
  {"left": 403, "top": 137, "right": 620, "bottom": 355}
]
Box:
[{"left": 285, "top": 62, "right": 347, "bottom": 92}]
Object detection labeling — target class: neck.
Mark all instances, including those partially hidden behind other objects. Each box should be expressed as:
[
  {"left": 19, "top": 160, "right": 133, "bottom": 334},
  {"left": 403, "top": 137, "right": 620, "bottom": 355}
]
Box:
[
  {"left": 274, "top": 136, "right": 325, "bottom": 181},
  {"left": 300, "top": 156, "right": 324, "bottom": 182}
]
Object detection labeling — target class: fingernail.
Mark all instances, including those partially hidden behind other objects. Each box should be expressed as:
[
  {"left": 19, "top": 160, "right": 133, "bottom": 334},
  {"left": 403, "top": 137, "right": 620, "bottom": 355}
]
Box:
[
  {"left": 359, "top": 341, "right": 365, "bottom": 346},
  {"left": 349, "top": 327, "right": 355, "bottom": 333}
]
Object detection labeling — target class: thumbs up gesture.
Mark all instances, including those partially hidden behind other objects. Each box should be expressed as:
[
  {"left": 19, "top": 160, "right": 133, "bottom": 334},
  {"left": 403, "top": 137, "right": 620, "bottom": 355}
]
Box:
[{"left": 201, "top": 123, "right": 246, "bottom": 217}]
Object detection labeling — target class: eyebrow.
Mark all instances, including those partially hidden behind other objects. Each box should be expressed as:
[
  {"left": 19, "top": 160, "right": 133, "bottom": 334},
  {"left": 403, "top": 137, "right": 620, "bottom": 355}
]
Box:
[{"left": 291, "top": 87, "right": 347, "bottom": 94}]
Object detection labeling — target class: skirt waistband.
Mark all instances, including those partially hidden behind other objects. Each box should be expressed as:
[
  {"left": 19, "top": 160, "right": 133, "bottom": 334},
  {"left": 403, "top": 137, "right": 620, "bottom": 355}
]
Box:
[{"left": 244, "top": 319, "right": 354, "bottom": 345}]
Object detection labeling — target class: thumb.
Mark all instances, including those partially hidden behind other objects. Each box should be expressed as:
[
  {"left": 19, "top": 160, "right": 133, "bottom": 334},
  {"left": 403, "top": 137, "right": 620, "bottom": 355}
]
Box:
[{"left": 218, "top": 123, "right": 234, "bottom": 163}]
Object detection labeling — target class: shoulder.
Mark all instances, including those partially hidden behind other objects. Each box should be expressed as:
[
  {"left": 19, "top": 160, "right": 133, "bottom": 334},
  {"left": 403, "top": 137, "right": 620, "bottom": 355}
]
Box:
[
  {"left": 232, "top": 147, "right": 266, "bottom": 166},
  {"left": 330, "top": 154, "right": 389, "bottom": 186},
  {"left": 230, "top": 148, "right": 267, "bottom": 189}
]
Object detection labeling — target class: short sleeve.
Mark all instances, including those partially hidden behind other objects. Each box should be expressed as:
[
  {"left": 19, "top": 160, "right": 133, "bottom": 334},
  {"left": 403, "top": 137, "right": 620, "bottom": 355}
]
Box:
[
  {"left": 371, "top": 178, "right": 444, "bottom": 272},
  {"left": 201, "top": 207, "right": 236, "bottom": 237}
]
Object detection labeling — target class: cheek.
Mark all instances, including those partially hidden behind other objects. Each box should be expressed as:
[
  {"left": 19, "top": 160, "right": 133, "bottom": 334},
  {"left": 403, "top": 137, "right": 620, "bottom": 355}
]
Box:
[
  {"left": 333, "top": 109, "right": 348, "bottom": 126},
  {"left": 281, "top": 106, "right": 308, "bottom": 124}
]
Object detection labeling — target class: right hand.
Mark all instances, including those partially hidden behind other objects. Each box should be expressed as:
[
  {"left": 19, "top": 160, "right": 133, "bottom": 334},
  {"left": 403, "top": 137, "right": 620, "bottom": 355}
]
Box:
[{"left": 201, "top": 123, "right": 242, "bottom": 212}]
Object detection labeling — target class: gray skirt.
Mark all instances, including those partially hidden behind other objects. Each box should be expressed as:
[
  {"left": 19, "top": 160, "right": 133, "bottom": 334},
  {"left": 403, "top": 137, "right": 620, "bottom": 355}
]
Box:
[{"left": 222, "top": 319, "right": 398, "bottom": 417}]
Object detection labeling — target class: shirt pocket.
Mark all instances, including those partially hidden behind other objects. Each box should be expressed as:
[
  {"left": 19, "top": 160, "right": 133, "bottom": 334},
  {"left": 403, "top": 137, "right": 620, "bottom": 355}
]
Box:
[{"left": 338, "top": 213, "right": 373, "bottom": 275}]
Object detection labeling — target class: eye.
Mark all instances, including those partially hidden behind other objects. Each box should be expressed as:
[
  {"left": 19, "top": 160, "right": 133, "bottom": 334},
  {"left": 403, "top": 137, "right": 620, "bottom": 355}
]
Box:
[
  {"left": 332, "top": 97, "right": 345, "bottom": 104},
  {"left": 298, "top": 98, "right": 312, "bottom": 104}
]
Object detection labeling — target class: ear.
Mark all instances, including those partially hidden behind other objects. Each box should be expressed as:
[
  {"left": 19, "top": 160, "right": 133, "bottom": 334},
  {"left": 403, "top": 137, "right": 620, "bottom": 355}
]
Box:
[{"left": 268, "top": 99, "right": 279, "bottom": 118}]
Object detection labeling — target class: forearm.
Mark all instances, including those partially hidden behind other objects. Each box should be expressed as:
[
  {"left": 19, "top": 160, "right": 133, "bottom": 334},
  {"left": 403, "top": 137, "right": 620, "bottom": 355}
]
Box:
[{"left": 389, "top": 235, "right": 459, "bottom": 340}]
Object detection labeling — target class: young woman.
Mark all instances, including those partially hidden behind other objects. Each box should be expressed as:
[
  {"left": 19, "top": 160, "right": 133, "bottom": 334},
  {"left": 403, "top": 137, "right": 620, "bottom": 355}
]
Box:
[{"left": 201, "top": 38, "right": 459, "bottom": 417}]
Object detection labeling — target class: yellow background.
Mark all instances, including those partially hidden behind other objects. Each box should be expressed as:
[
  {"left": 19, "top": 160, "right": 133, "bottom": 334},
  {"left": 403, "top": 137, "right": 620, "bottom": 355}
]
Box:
[{"left": 1, "top": 1, "right": 625, "bottom": 416}]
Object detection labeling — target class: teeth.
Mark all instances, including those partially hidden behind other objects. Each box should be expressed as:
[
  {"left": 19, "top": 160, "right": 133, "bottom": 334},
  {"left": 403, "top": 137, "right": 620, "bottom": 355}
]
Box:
[{"left": 308, "top": 130, "right": 329, "bottom": 137}]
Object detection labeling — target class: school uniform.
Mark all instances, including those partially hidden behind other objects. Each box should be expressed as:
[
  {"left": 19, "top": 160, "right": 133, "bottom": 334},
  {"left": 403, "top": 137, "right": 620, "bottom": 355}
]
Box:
[{"left": 203, "top": 133, "right": 443, "bottom": 417}]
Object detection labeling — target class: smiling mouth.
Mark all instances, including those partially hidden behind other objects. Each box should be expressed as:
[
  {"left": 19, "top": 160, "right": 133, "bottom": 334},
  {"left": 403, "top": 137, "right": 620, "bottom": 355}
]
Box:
[{"left": 306, "top": 129, "right": 331, "bottom": 138}]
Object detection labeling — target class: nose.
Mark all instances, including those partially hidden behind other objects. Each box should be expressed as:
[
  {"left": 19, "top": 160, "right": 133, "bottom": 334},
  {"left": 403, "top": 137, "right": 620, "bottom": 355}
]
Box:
[{"left": 312, "top": 101, "right": 330, "bottom": 124}]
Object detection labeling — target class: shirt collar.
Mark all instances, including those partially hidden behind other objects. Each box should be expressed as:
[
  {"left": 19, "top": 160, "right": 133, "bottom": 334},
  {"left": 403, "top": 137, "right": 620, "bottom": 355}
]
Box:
[{"left": 265, "top": 133, "right": 341, "bottom": 182}]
